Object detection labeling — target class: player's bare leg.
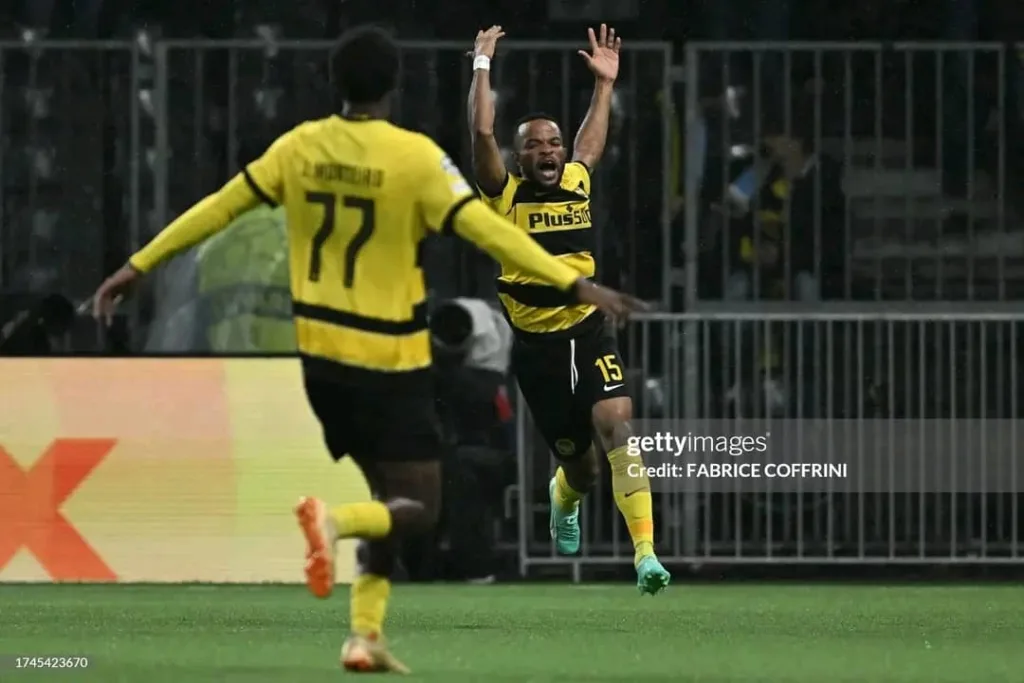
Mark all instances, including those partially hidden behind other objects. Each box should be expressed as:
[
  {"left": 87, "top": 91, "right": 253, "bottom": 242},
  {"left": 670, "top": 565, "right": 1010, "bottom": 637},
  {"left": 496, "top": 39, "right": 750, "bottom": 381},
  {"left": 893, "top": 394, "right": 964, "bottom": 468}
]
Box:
[
  {"left": 295, "top": 461, "right": 440, "bottom": 673},
  {"left": 593, "top": 396, "right": 670, "bottom": 595},
  {"left": 549, "top": 448, "right": 599, "bottom": 554}
]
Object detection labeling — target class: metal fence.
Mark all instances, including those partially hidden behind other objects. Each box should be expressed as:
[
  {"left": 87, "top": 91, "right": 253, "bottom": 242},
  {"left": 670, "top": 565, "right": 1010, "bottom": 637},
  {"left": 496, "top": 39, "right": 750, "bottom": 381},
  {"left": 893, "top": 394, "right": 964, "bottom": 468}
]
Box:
[
  {"left": 1, "top": 41, "right": 1022, "bottom": 305},
  {"left": 3, "top": 40, "right": 1020, "bottom": 312},
  {"left": 516, "top": 309, "right": 1024, "bottom": 577},
  {"left": 4, "top": 39, "right": 1024, "bottom": 572},
  {"left": 145, "top": 39, "right": 672, "bottom": 316},
  {"left": 0, "top": 38, "right": 672, "bottom": 344},
  {"left": 680, "top": 42, "right": 1024, "bottom": 305},
  {"left": 509, "top": 42, "right": 1024, "bottom": 577}
]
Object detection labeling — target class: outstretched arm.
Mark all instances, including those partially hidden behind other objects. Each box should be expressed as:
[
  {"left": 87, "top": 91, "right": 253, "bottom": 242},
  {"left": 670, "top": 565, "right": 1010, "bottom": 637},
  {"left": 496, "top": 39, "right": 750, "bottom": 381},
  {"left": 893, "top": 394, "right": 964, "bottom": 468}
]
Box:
[
  {"left": 420, "top": 141, "right": 648, "bottom": 325},
  {"left": 572, "top": 24, "right": 621, "bottom": 170},
  {"left": 91, "top": 132, "right": 292, "bottom": 323},
  {"left": 128, "top": 175, "right": 259, "bottom": 273},
  {"left": 90, "top": 173, "right": 262, "bottom": 323},
  {"left": 468, "top": 26, "right": 509, "bottom": 197}
]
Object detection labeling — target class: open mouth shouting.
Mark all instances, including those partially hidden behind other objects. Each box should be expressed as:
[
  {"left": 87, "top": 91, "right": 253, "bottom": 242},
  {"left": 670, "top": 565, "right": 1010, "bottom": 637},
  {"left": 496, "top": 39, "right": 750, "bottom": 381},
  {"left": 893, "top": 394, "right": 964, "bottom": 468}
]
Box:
[{"left": 536, "top": 157, "right": 560, "bottom": 182}]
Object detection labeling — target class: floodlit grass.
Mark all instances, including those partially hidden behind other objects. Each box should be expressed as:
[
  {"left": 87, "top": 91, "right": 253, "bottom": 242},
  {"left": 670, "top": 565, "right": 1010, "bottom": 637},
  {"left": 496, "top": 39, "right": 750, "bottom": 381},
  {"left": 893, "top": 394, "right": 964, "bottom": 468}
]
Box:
[{"left": 4, "top": 583, "right": 1023, "bottom": 681}]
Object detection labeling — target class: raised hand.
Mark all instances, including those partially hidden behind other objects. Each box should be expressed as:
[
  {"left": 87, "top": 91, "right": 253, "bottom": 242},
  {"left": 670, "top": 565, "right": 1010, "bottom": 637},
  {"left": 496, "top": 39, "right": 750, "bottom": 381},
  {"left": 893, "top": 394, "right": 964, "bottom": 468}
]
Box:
[
  {"left": 578, "top": 24, "right": 621, "bottom": 83},
  {"left": 472, "top": 25, "right": 505, "bottom": 60}
]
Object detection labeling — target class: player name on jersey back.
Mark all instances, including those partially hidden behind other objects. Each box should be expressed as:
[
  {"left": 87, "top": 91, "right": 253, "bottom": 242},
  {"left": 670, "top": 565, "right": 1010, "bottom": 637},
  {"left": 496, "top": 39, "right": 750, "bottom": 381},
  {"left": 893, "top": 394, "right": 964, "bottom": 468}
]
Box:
[
  {"left": 243, "top": 116, "right": 477, "bottom": 388},
  {"left": 302, "top": 161, "right": 384, "bottom": 188}
]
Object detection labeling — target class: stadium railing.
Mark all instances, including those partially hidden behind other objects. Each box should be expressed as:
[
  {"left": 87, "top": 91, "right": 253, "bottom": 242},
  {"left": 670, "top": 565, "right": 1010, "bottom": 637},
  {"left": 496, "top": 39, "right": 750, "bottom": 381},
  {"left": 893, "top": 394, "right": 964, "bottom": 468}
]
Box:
[
  {"left": 143, "top": 39, "right": 674, "bottom": 339},
  {"left": 678, "top": 41, "right": 1022, "bottom": 305},
  {"left": 515, "top": 309, "right": 1024, "bottom": 579},
  {"left": 4, "top": 39, "right": 1024, "bottom": 578},
  {"left": 0, "top": 38, "right": 673, "bottom": 343},
  {"left": 510, "top": 42, "right": 1024, "bottom": 579},
  {"left": 0, "top": 41, "right": 1020, "bottom": 325}
]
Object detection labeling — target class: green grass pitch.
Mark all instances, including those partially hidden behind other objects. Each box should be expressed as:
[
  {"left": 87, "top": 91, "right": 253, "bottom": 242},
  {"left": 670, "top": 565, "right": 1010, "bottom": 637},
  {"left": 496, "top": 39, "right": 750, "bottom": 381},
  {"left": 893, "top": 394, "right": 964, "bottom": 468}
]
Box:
[{"left": 3, "top": 583, "right": 1022, "bottom": 681}]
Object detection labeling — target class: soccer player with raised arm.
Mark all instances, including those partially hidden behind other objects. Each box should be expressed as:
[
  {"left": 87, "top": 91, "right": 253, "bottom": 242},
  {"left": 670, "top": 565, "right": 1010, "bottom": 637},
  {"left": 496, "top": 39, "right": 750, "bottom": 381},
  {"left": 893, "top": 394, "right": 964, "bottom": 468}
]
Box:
[
  {"left": 91, "top": 25, "right": 647, "bottom": 673},
  {"left": 468, "top": 24, "right": 670, "bottom": 594}
]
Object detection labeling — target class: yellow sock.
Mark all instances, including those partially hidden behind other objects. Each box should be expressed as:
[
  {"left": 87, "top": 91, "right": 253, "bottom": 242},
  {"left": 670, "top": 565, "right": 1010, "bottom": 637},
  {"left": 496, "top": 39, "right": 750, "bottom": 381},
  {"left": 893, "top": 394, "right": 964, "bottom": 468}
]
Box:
[
  {"left": 350, "top": 573, "right": 391, "bottom": 637},
  {"left": 606, "top": 445, "right": 655, "bottom": 564},
  {"left": 330, "top": 501, "right": 392, "bottom": 539},
  {"left": 553, "top": 466, "right": 582, "bottom": 513}
]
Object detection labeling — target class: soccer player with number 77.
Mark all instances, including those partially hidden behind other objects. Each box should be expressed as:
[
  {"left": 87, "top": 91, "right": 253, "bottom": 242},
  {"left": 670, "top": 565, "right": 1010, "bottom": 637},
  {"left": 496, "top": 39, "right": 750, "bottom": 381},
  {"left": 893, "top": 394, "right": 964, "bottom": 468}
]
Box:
[
  {"left": 90, "top": 25, "right": 649, "bottom": 673},
  {"left": 468, "top": 24, "right": 670, "bottom": 594}
]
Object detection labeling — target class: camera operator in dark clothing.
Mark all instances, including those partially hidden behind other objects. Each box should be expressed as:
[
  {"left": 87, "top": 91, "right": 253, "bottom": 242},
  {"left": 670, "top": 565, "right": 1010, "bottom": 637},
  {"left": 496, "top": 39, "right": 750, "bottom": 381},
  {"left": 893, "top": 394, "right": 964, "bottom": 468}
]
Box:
[
  {"left": 0, "top": 293, "right": 76, "bottom": 355},
  {"left": 430, "top": 297, "right": 514, "bottom": 583}
]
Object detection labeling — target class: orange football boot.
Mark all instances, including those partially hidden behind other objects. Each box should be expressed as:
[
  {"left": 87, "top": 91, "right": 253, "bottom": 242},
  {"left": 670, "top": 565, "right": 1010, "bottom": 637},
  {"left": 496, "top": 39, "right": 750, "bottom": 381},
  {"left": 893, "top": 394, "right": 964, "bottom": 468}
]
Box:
[{"left": 294, "top": 496, "right": 336, "bottom": 598}]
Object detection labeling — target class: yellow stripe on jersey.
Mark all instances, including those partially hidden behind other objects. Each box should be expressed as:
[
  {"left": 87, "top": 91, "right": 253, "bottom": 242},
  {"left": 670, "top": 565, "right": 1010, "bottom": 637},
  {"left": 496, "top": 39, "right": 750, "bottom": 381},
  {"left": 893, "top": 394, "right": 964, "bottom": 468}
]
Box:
[
  {"left": 482, "top": 161, "right": 597, "bottom": 337},
  {"left": 129, "top": 115, "right": 584, "bottom": 388},
  {"left": 293, "top": 309, "right": 431, "bottom": 374},
  {"left": 239, "top": 118, "right": 444, "bottom": 383}
]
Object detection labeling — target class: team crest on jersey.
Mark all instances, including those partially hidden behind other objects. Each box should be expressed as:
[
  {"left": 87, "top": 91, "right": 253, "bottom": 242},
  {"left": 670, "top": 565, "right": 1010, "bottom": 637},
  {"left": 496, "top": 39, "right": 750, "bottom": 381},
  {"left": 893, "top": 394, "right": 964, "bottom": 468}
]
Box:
[
  {"left": 441, "top": 154, "right": 471, "bottom": 194},
  {"left": 555, "top": 439, "right": 576, "bottom": 456}
]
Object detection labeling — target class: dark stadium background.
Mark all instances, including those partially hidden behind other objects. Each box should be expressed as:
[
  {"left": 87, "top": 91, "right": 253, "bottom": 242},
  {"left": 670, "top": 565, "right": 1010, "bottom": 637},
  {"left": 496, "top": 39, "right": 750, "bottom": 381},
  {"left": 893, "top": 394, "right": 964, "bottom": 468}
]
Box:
[
  {"left": 3, "top": 0, "right": 1024, "bottom": 579},
  {"left": 3, "top": 1, "right": 1024, "bottom": 681}
]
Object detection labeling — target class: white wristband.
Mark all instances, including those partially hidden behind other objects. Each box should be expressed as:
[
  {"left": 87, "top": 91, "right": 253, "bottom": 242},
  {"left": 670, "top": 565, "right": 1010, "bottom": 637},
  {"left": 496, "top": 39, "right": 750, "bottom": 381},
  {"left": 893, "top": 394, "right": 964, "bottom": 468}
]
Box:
[{"left": 473, "top": 55, "right": 491, "bottom": 71}]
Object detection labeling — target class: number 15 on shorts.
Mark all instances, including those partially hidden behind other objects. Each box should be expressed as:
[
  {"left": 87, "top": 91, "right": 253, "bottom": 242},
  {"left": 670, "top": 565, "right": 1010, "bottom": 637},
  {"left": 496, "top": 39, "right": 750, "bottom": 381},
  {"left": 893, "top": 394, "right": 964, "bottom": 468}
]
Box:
[{"left": 595, "top": 354, "right": 623, "bottom": 385}]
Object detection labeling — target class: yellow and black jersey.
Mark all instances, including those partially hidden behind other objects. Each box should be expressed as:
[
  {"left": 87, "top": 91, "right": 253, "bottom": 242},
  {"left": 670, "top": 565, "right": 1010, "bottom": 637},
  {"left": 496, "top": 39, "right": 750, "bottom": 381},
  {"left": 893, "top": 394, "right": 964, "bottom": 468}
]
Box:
[
  {"left": 481, "top": 161, "right": 599, "bottom": 339},
  {"left": 239, "top": 116, "right": 481, "bottom": 385},
  {"left": 740, "top": 169, "right": 791, "bottom": 263},
  {"left": 129, "top": 115, "right": 582, "bottom": 391}
]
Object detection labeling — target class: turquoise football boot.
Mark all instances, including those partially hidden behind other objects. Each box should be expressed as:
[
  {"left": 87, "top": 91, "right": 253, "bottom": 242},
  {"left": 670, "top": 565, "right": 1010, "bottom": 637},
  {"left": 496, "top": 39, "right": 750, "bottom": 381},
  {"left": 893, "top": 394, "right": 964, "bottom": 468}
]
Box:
[
  {"left": 548, "top": 477, "right": 581, "bottom": 554},
  {"left": 636, "top": 554, "right": 671, "bottom": 595}
]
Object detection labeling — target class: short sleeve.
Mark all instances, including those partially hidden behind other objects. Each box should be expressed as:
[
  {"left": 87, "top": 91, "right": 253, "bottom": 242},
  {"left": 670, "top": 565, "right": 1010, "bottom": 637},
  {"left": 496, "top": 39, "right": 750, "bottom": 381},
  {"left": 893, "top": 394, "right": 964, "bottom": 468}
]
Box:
[
  {"left": 243, "top": 130, "right": 294, "bottom": 206},
  {"left": 479, "top": 173, "right": 520, "bottom": 217},
  {"left": 417, "top": 138, "right": 476, "bottom": 234},
  {"left": 563, "top": 161, "right": 591, "bottom": 196}
]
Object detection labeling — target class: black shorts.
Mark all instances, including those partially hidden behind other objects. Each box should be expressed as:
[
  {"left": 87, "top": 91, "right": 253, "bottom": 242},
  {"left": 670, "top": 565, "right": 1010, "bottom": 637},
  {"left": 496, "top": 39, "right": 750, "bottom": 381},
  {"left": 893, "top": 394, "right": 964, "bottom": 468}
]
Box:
[
  {"left": 303, "top": 370, "right": 442, "bottom": 465},
  {"left": 511, "top": 317, "right": 630, "bottom": 460}
]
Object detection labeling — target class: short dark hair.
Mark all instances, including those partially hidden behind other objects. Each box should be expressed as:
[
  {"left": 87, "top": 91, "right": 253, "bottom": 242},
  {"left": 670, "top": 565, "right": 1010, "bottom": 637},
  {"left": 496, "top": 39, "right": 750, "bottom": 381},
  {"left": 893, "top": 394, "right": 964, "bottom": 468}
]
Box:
[
  {"left": 513, "top": 112, "right": 560, "bottom": 131},
  {"left": 513, "top": 112, "right": 562, "bottom": 147},
  {"left": 333, "top": 25, "right": 399, "bottom": 106}
]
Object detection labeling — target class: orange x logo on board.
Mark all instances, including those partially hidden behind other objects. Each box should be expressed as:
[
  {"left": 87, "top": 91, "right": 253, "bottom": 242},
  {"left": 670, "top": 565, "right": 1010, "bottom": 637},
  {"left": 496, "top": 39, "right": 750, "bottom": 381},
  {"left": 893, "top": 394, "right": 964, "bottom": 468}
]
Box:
[{"left": 0, "top": 439, "right": 116, "bottom": 581}]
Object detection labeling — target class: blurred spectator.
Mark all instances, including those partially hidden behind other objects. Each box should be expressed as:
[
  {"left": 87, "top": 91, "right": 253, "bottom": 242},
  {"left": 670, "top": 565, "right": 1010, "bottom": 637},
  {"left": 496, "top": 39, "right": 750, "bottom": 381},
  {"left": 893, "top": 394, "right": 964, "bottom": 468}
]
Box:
[
  {"left": 430, "top": 298, "right": 514, "bottom": 582},
  {"left": 0, "top": 293, "right": 75, "bottom": 355},
  {"left": 715, "top": 103, "right": 846, "bottom": 302},
  {"left": 702, "top": 96, "right": 846, "bottom": 415}
]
